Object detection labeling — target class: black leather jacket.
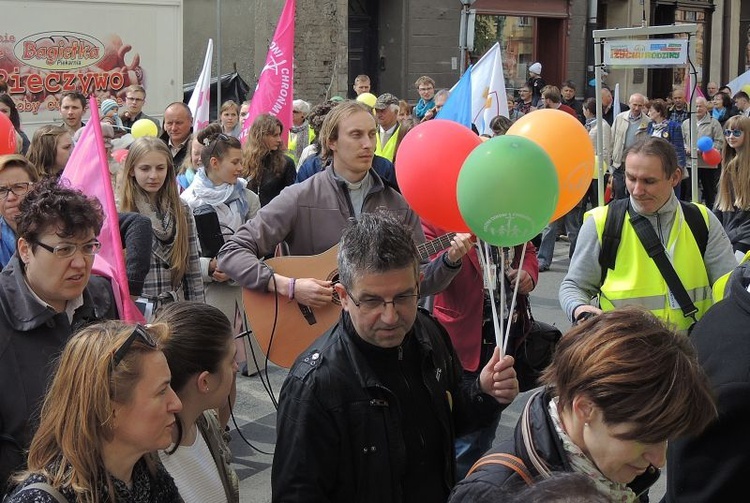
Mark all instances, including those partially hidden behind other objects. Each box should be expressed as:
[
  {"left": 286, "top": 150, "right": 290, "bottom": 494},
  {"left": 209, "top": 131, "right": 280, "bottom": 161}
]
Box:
[
  {"left": 449, "top": 388, "right": 660, "bottom": 502},
  {"left": 271, "top": 310, "right": 503, "bottom": 503}
]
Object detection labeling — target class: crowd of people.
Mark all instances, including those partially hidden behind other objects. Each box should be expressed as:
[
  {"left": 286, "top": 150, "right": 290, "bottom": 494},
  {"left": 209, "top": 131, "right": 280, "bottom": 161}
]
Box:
[{"left": 0, "top": 65, "right": 748, "bottom": 503}]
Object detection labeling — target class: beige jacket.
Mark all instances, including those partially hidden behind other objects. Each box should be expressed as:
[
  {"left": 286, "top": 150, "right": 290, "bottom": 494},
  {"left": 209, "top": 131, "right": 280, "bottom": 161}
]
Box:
[{"left": 610, "top": 111, "right": 651, "bottom": 169}]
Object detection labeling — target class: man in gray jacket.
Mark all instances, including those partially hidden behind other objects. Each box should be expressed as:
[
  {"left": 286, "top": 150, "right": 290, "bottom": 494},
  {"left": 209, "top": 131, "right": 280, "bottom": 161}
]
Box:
[{"left": 218, "top": 102, "right": 470, "bottom": 332}]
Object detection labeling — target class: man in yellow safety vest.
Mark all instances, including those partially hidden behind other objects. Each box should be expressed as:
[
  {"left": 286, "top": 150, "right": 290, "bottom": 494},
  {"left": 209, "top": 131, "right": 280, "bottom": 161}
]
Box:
[{"left": 559, "top": 136, "right": 736, "bottom": 331}]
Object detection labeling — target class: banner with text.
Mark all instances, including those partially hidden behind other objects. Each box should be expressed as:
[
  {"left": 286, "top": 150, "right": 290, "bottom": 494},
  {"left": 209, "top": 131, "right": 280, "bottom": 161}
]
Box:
[{"left": 603, "top": 39, "right": 688, "bottom": 67}]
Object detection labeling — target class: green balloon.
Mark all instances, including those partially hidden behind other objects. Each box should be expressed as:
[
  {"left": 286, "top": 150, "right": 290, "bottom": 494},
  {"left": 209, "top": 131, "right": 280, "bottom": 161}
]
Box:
[{"left": 457, "top": 135, "right": 559, "bottom": 247}]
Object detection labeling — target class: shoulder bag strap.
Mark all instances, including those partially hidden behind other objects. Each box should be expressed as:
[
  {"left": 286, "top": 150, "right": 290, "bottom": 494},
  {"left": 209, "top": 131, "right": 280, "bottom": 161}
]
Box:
[
  {"left": 466, "top": 453, "right": 534, "bottom": 486},
  {"left": 20, "top": 482, "right": 70, "bottom": 503},
  {"left": 627, "top": 203, "right": 699, "bottom": 322}
]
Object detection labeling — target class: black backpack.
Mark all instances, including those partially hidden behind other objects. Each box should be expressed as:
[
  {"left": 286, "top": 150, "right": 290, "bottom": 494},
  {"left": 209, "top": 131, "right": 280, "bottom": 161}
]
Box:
[{"left": 598, "top": 198, "right": 708, "bottom": 284}]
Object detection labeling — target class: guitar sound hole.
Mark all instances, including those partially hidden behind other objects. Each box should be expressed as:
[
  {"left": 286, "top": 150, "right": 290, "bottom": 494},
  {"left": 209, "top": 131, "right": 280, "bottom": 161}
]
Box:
[{"left": 328, "top": 270, "right": 341, "bottom": 306}]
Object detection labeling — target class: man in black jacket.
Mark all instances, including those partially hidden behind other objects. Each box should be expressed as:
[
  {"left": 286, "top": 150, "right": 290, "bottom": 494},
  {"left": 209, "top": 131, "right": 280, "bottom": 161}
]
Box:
[
  {"left": 0, "top": 180, "right": 118, "bottom": 492},
  {"left": 663, "top": 261, "right": 750, "bottom": 502},
  {"left": 271, "top": 212, "right": 519, "bottom": 503}
]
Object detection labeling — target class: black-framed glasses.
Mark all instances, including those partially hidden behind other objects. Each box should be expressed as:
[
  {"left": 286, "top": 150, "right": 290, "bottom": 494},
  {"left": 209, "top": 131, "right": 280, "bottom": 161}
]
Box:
[
  {"left": 724, "top": 129, "right": 743, "bottom": 137},
  {"left": 34, "top": 239, "right": 101, "bottom": 258},
  {"left": 112, "top": 325, "right": 157, "bottom": 367},
  {"left": 345, "top": 286, "right": 420, "bottom": 314},
  {"left": 0, "top": 182, "right": 33, "bottom": 199}
]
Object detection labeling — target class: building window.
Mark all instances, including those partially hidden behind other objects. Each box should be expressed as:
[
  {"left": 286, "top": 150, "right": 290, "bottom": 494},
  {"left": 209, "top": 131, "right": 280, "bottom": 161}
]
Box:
[{"left": 474, "top": 15, "right": 534, "bottom": 91}]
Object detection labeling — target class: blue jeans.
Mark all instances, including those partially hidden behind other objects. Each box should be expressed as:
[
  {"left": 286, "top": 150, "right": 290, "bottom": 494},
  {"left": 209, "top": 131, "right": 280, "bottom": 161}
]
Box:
[{"left": 537, "top": 209, "right": 581, "bottom": 266}]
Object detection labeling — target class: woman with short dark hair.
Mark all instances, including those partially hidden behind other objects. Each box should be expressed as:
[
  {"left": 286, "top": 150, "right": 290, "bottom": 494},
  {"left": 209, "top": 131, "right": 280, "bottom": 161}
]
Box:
[{"left": 450, "top": 307, "right": 717, "bottom": 502}]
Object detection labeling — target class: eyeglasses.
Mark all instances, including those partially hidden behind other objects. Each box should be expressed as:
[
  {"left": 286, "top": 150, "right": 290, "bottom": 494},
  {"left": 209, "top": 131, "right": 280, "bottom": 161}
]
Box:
[
  {"left": 345, "top": 287, "right": 420, "bottom": 314},
  {"left": 112, "top": 325, "right": 157, "bottom": 367},
  {"left": 125, "top": 96, "right": 144, "bottom": 103},
  {"left": 0, "top": 182, "right": 33, "bottom": 199},
  {"left": 724, "top": 129, "right": 743, "bottom": 137},
  {"left": 33, "top": 239, "right": 102, "bottom": 258}
]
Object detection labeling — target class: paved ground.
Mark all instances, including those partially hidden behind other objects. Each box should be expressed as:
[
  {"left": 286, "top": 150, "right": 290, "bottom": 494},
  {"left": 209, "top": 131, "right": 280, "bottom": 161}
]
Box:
[{"left": 228, "top": 240, "right": 667, "bottom": 501}]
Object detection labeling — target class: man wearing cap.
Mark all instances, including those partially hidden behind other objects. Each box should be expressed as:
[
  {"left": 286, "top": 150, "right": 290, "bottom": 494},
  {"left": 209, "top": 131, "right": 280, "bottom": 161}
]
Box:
[
  {"left": 374, "top": 93, "right": 401, "bottom": 162},
  {"left": 526, "top": 62, "right": 545, "bottom": 108}
]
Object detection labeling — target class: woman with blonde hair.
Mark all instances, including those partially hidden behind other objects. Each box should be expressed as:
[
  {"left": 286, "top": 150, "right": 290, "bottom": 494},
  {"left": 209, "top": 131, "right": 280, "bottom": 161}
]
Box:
[
  {"left": 715, "top": 114, "right": 750, "bottom": 253},
  {"left": 5, "top": 321, "right": 183, "bottom": 502},
  {"left": 119, "top": 136, "right": 204, "bottom": 313},
  {"left": 242, "top": 114, "right": 296, "bottom": 207},
  {"left": 219, "top": 100, "right": 241, "bottom": 138},
  {"left": 26, "top": 125, "right": 73, "bottom": 178},
  {"left": 154, "top": 302, "right": 240, "bottom": 503}
]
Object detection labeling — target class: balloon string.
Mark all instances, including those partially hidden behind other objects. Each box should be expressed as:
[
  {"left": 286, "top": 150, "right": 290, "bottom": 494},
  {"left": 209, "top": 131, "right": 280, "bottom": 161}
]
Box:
[
  {"left": 497, "top": 242, "right": 507, "bottom": 344},
  {"left": 503, "top": 244, "right": 527, "bottom": 356},
  {"left": 477, "top": 241, "right": 503, "bottom": 357}
]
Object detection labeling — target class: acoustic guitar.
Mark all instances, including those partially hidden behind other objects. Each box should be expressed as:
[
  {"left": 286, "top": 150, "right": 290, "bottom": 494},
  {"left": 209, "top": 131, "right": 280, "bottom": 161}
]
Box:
[{"left": 242, "top": 232, "right": 457, "bottom": 368}]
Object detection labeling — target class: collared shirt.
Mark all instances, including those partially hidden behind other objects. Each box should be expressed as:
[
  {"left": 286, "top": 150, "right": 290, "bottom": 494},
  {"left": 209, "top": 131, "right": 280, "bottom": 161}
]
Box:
[
  {"left": 23, "top": 276, "right": 83, "bottom": 324},
  {"left": 168, "top": 139, "right": 187, "bottom": 158},
  {"left": 379, "top": 123, "right": 398, "bottom": 146}
]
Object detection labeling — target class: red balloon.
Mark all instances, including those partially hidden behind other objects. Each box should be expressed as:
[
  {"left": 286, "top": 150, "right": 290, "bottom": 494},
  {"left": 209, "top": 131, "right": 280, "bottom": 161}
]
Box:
[
  {"left": 395, "top": 119, "right": 481, "bottom": 232},
  {"left": 0, "top": 113, "right": 17, "bottom": 155},
  {"left": 702, "top": 148, "right": 721, "bottom": 166}
]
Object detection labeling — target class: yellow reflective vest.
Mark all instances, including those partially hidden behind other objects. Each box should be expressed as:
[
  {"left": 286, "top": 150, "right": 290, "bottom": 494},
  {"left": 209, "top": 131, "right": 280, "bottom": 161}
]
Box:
[
  {"left": 589, "top": 203, "right": 713, "bottom": 331},
  {"left": 713, "top": 251, "right": 750, "bottom": 301},
  {"left": 375, "top": 124, "right": 401, "bottom": 162},
  {"left": 287, "top": 127, "right": 316, "bottom": 164}
]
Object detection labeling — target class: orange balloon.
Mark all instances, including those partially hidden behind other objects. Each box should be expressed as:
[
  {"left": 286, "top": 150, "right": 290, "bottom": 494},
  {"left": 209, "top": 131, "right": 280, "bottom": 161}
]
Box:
[{"left": 507, "top": 109, "right": 594, "bottom": 221}]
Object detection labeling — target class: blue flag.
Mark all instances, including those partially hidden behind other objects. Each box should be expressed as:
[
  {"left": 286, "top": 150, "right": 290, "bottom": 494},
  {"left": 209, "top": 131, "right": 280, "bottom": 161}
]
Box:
[{"left": 436, "top": 65, "right": 473, "bottom": 129}]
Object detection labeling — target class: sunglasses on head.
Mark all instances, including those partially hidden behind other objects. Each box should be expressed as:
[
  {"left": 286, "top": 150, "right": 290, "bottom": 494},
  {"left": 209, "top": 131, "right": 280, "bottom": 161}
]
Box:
[
  {"left": 112, "top": 325, "right": 157, "bottom": 368},
  {"left": 724, "top": 129, "right": 743, "bottom": 137}
]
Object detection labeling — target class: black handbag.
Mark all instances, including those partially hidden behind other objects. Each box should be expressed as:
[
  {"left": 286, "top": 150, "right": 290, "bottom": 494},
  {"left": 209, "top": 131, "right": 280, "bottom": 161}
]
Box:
[{"left": 509, "top": 311, "right": 562, "bottom": 392}]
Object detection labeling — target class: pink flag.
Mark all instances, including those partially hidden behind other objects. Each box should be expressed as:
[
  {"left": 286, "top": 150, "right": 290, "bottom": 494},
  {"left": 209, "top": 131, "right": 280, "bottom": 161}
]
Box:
[
  {"left": 61, "top": 97, "right": 145, "bottom": 323},
  {"left": 685, "top": 70, "right": 705, "bottom": 104},
  {"left": 188, "top": 39, "right": 213, "bottom": 131},
  {"left": 239, "top": 0, "right": 295, "bottom": 145}
]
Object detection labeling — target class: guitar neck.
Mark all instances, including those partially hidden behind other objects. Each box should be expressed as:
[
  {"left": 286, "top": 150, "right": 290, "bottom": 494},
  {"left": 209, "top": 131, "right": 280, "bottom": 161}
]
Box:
[{"left": 418, "top": 232, "right": 457, "bottom": 260}]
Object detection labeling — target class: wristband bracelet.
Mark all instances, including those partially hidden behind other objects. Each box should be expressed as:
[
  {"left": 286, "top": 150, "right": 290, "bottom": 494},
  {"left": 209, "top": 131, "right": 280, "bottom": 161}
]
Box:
[{"left": 288, "top": 278, "right": 296, "bottom": 300}]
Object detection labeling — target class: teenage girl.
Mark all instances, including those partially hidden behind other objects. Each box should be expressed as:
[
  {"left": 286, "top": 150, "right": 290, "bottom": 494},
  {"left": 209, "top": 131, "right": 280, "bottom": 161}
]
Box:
[{"left": 119, "top": 136, "right": 204, "bottom": 313}]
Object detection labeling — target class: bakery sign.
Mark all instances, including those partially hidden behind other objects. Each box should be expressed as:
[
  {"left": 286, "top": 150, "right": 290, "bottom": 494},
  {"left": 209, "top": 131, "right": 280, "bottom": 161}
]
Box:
[
  {"left": 603, "top": 39, "right": 688, "bottom": 67},
  {"left": 0, "top": 30, "right": 145, "bottom": 117}
]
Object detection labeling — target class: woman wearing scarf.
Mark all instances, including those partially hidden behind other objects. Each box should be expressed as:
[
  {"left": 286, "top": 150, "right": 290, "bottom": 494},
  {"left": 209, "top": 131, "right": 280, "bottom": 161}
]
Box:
[
  {"left": 450, "top": 307, "right": 717, "bottom": 503},
  {"left": 181, "top": 132, "right": 260, "bottom": 374},
  {"left": 118, "top": 137, "right": 205, "bottom": 313}
]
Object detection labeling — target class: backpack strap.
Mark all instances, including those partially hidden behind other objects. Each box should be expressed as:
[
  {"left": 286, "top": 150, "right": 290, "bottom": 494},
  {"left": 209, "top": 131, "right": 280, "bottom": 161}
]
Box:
[
  {"left": 19, "top": 482, "right": 70, "bottom": 503},
  {"left": 599, "top": 198, "right": 629, "bottom": 285},
  {"left": 679, "top": 201, "right": 708, "bottom": 257},
  {"left": 466, "top": 453, "right": 534, "bottom": 486}
]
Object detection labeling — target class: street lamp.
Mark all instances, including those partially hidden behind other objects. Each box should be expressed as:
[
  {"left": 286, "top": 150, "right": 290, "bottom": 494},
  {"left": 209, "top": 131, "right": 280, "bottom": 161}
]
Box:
[{"left": 459, "top": 0, "right": 476, "bottom": 75}]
